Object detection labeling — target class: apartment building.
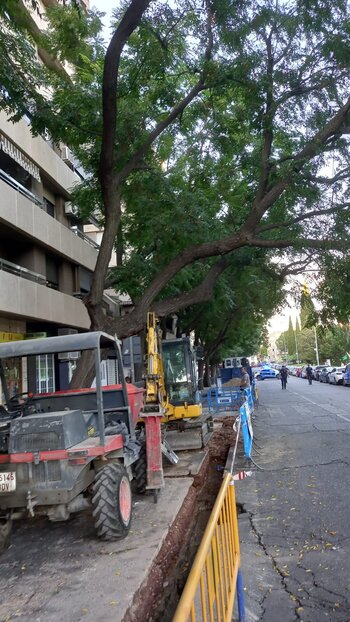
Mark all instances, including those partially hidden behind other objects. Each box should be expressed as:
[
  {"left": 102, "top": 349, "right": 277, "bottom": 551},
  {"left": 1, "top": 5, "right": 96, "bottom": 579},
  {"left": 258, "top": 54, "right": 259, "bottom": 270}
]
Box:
[{"left": 0, "top": 0, "right": 107, "bottom": 394}]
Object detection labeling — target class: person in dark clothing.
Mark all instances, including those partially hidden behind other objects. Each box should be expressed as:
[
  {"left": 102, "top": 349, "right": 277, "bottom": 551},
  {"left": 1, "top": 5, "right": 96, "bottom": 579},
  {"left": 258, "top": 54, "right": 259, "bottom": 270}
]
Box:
[
  {"left": 305, "top": 365, "right": 313, "bottom": 385},
  {"left": 280, "top": 364, "right": 288, "bottom": 389}
]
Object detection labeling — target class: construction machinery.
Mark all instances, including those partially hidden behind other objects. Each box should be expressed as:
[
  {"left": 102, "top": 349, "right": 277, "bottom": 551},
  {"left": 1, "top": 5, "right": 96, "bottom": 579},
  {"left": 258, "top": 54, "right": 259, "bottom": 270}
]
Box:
[
  {"left": 143, "top": 313, "right": 212, "bottom": 451},
  {"left": 0, "top": 332, "right": 160, "bottom": 550}
]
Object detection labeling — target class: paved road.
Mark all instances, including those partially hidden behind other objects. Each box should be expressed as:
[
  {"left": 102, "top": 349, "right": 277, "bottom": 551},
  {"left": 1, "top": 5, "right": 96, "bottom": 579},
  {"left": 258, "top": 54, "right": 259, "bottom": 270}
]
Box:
[{"left": 236, "top": 376, "right": 350, "bottom": 622}]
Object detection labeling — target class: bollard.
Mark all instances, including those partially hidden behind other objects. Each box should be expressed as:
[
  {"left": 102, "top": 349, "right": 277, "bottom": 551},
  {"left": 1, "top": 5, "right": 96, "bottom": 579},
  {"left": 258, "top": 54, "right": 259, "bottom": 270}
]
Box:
[{"left": 237, "top": 569, "right": 246, "bottom": 622}]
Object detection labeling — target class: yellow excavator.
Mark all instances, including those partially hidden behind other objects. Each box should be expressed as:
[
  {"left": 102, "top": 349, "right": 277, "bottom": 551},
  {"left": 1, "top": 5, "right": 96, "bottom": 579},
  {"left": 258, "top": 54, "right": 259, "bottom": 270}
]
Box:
[{"left": 144, "top": 312, "right": 212, "bottom": 450}]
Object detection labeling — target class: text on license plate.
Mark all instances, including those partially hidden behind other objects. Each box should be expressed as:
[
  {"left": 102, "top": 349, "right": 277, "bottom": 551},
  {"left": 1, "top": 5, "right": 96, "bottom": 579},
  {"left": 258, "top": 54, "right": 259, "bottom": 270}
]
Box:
[{"left": 0, "top": 472, "right": 16, "bottom": 493}]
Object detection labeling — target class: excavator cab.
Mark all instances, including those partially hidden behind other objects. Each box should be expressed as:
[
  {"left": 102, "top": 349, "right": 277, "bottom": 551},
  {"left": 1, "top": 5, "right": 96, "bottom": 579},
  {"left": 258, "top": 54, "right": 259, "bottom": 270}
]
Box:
[{"left": 162, "top": 338, "right": 200, "bottom": 407}]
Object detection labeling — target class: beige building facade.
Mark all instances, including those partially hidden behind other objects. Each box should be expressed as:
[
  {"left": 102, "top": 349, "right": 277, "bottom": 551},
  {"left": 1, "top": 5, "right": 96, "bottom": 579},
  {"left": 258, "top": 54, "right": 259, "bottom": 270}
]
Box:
[{"left": 0, "top": 0, "right": 103, "bottom": 393}]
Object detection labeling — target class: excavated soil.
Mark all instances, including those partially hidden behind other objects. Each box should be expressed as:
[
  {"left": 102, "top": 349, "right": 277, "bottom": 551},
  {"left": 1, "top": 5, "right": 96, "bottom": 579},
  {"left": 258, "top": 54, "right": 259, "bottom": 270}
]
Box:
[{"left": 123, "top": 415, "right": 239, "bottom": 622}]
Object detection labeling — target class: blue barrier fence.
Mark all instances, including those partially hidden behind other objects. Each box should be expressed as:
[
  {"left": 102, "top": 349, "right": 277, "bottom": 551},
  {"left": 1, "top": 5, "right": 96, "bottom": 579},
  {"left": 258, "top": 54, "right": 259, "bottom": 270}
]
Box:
[
  {"left": 207, "top": 386, "right": 243, "bottom": 413},
  {"left": 240, "top": 402, "right": 253, "bottom": 459},
  {"left": 206, "top": 383, "right": 255, "bottom": 460},
  {"left": 244, "top": 387, "right": 254, "bottom": 412},
  {"left": 207, "top": 382, "right": 257, "bottom": 414}
]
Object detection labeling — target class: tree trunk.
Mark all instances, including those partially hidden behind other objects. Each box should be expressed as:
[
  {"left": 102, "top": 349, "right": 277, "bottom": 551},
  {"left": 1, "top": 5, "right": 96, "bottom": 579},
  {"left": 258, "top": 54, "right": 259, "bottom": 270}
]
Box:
[
  {"left": 210, "top": 363, "right": 217, "bottom": 385},
  {"left": 204, "top": 358, "right": 211, "bottom": 387},
  {"left": 198, "top": 359, "right": 204, "bottom": 390}
]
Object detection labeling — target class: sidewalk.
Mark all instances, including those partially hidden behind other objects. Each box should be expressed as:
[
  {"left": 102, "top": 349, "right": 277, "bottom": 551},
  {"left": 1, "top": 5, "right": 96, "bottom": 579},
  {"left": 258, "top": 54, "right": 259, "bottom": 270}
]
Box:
[{"left": 0, "top": 478, "right": 193, "bottom": 622}]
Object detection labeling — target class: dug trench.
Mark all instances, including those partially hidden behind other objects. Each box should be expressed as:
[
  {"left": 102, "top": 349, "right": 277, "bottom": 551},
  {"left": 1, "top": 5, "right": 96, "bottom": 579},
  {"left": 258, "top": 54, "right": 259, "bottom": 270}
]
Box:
[{"left": 123, "top": 416, "right": 240, "bottom": 622}]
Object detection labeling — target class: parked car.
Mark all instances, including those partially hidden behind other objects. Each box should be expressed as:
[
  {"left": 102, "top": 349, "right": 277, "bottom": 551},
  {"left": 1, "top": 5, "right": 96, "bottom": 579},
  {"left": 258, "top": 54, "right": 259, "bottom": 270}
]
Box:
[
  {"left": 318, "top": 367, "right": 334, "bottom": 383},
  {"left": 328, "top": 367, "right": 345, "bottom": 385},
  {"left": 343, "top": 363, "right": 350, "bottom": 386},
  {"left": 313, "top": 365, "right": 326, "bottom": 381},
  {"left": 315, "top": 366, "right": 331, "bottom": 381}
]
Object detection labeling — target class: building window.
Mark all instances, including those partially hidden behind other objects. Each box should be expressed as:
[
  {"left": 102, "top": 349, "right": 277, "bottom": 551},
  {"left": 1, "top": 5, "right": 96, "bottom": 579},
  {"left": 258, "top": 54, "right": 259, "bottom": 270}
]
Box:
[
  {"left": 79, "top": 267, "right": 93, "bottom": 294},
  {"left": 43, "top": 197, "right": 55, "bottom": 218},
  {"left": 46, "top": 255, "right": 59, "bottom": 290},
  {"left": 36, "top": 354, "right": 55, "bottom": 393}
]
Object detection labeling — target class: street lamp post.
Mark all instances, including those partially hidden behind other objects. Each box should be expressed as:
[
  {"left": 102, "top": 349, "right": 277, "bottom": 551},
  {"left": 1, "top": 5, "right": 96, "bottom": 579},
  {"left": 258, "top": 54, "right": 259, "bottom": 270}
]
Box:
[
  {"left": 294, "top": 329, "right": 299, "bottom": 363},
  {"left": 314, "top": 326, "right": 320, "bottom": 365}
]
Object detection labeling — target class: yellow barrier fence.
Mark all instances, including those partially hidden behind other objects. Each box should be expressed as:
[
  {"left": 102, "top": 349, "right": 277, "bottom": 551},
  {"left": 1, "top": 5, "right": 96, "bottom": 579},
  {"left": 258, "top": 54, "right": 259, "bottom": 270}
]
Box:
[{"left": 173, "top": 472, "right": 245, "bottom": 622}]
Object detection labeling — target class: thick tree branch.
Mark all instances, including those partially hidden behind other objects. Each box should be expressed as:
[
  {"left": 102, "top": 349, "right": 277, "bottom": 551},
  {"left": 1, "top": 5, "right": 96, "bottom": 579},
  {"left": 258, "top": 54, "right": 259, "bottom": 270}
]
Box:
[
  {"left": 303, "top": 167, "right": 350, "bottom": 185},
  {"left": 242, "top": 94, "right": 350, "bottom": 232},
  {"left": 248, "top": 237, "right": 349, "bottom": 251},
  {"left": 118, "top": 81, "right": 207, "bottom": 181},
  {"left": 256, "top": 205, "right": 341, "bottom": 234},
  {"left": 99, "top": 0, "right": 152, "bottom": 199},
  {"left": 118, "top": 7, "right": 214, "bottom": 182},
  {"left": 256, "top": 32, "right": 274, "bottom": 203},
  {"left": 272, "top": 78, "right": 334, "bottom": 113},
  {"left": 278, "top": 254, "right": 315, "bottom": 277},
  {"left": 88, "top": 1, "right": 152, "bottom": 314},
  {"left": 152, "top": 257, "right": 229, "bottom": 317}
]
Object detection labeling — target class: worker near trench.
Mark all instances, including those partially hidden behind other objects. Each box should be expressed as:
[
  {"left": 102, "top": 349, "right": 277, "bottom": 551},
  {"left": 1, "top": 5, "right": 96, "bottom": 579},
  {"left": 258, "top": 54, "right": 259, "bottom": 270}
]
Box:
[{"left": 240, "top": 367, "right": 251, "bottom": 389}]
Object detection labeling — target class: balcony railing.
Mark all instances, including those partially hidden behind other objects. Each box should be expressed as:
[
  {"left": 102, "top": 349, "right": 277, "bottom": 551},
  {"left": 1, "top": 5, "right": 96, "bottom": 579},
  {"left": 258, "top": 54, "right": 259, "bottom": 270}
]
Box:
[
  {"left": 0, "top": 168, "right": 100, "bottom": 250},
  {"left": 0, "top": 257, "right": 48, "bottom": 286},
  {"left": 70, "top": 226, "right": 100, "bottom": 250},
  {"left": 0, "top": 168, "right": 43, "bottom": 208}
]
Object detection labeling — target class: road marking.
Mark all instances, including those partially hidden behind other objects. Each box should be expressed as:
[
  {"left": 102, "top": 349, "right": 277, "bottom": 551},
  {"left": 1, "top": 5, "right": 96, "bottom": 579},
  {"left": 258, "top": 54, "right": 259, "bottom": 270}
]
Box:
[{"left": 290, "top": 390, "right": 350, "bottom": 423}]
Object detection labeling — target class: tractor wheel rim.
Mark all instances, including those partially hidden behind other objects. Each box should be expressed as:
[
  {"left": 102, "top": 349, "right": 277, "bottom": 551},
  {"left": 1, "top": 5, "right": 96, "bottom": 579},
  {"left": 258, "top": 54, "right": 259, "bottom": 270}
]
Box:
[{"left": 119, "top": 477, "right": 131, "bottom": 525}]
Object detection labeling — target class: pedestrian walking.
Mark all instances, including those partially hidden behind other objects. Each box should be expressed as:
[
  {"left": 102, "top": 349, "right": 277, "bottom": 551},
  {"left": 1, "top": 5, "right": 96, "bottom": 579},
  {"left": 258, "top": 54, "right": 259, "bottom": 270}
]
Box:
[
  {"left": 280, "top": 364, "right": 288, "bottom": 389},
  {"left": 305, "top": 365, "right": 313, "bottom": 385}
]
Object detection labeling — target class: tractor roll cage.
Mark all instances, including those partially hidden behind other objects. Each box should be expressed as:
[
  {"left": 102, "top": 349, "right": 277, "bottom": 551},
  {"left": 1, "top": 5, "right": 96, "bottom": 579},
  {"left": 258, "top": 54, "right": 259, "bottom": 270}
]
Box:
[{"left": 0, "top": 332, "right": 131, "bottom": 447}]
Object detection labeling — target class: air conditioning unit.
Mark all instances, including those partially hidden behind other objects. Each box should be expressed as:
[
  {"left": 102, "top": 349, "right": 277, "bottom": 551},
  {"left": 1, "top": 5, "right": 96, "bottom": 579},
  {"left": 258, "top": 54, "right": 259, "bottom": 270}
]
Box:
[
  {"left": 58, "top": 351, "right": 80, "bottom": 361},
  {"left": 61, "top": 146, "right": 73, "bottom": 165},
  {"left": 58, "top": 328, "right": 78, "bottom": 336},
  {"left": 65, "top": 202, "right": 78, "bottom": 216}
]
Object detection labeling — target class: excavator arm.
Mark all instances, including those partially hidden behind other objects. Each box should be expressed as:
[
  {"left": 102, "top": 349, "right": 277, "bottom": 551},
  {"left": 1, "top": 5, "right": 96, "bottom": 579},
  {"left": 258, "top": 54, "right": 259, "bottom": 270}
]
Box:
[{"left": 144, "top": 312, "right": 167, "bottom": 411}]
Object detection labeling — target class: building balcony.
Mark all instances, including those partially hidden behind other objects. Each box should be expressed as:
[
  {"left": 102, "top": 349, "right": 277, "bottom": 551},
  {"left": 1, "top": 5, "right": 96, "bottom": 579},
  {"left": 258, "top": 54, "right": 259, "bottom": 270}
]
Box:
[
  {"left": 0, "top": 268, "right": 90, "bottom": 329},
  {"left": 0, "top": 176, "right": 97, "bottom": 271},
  {"left": 0, "top": 111, "right": 78, "bottom": 196}
]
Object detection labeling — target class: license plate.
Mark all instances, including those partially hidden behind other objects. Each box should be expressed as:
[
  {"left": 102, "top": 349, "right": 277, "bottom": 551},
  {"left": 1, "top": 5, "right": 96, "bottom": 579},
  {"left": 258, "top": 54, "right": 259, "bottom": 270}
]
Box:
[{"left": 0, "top": 472, "right": 16, "bottom": 493}]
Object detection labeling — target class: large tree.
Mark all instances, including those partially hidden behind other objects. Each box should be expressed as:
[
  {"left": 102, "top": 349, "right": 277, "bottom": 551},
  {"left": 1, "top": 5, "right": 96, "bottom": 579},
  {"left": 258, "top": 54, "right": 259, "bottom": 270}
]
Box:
[{"left": 2, "top": 0, "right": 350, "bottom": 384}]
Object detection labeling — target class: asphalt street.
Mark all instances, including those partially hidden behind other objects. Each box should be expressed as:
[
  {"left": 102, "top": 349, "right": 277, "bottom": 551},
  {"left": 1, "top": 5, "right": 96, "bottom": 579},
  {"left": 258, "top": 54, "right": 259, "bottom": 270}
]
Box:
[{"left": 236, "top": 375, "right": 350, "bottom": 622}]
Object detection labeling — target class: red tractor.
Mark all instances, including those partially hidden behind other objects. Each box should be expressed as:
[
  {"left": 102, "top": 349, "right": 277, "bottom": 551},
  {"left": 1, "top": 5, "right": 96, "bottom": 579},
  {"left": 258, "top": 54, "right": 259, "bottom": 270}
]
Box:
[{"left": 0, "top": 332, "right": 163, "bottom": 550}]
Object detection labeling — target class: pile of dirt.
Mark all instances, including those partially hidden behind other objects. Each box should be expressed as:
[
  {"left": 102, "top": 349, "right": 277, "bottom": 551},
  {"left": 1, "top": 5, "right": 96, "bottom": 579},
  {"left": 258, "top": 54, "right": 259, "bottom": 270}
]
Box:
[{"left": 123, "top": 417, "right": 238, "bottom": 622}]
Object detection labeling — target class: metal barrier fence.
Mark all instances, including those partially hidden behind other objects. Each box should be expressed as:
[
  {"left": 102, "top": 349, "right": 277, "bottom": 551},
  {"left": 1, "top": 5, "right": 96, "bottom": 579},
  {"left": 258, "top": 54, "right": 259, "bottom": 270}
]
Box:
[
  {"left": 207, "top": 387, "right": 243, "bottom": 413},
  {"left": 207, "top": 383, "right": 257, "bottom": 415},
  {"left": 173, "top": 472, "right": 245, "bottom": 622}
]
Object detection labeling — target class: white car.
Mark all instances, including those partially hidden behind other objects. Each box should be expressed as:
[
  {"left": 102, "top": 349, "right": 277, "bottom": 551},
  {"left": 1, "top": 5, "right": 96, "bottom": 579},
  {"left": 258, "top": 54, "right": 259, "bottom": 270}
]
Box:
[{"left": 328, "top": 367, "right": 345, "bottom": 385}]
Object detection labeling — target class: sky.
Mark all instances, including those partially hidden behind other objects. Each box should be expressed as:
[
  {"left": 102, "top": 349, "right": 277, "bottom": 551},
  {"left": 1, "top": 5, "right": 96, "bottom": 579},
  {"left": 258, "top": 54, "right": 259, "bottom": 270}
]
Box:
[
  {"left": 91, "top": 0, "right": 115, "bottom": 42},
  {"left": 269, "top": 306, "right": 299, "bottom": 335}
]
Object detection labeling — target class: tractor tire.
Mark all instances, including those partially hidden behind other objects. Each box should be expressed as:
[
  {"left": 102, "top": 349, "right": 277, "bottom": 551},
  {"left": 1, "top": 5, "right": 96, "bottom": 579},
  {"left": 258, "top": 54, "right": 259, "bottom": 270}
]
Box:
[
  {"left": 92, "top": 463, "right": 132, "bottom": 541},
  {"left": 132, "top": 443, "right": 147, "bottom": 494},
  {"left": 0, "top": 518, "right": 12, "bottom": 553}
]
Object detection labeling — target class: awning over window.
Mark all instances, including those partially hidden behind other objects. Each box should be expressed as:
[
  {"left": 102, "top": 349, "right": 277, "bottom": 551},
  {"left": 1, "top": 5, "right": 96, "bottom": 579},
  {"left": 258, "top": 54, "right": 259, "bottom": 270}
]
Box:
[{"left": 0, "top": 133, "right": 41, "bottom": 182}]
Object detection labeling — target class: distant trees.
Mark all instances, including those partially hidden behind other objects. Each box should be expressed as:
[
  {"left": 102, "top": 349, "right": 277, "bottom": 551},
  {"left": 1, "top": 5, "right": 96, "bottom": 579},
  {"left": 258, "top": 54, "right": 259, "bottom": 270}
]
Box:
[{"left": 277, "top": 300, "right": 350, "bottom": 367}]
